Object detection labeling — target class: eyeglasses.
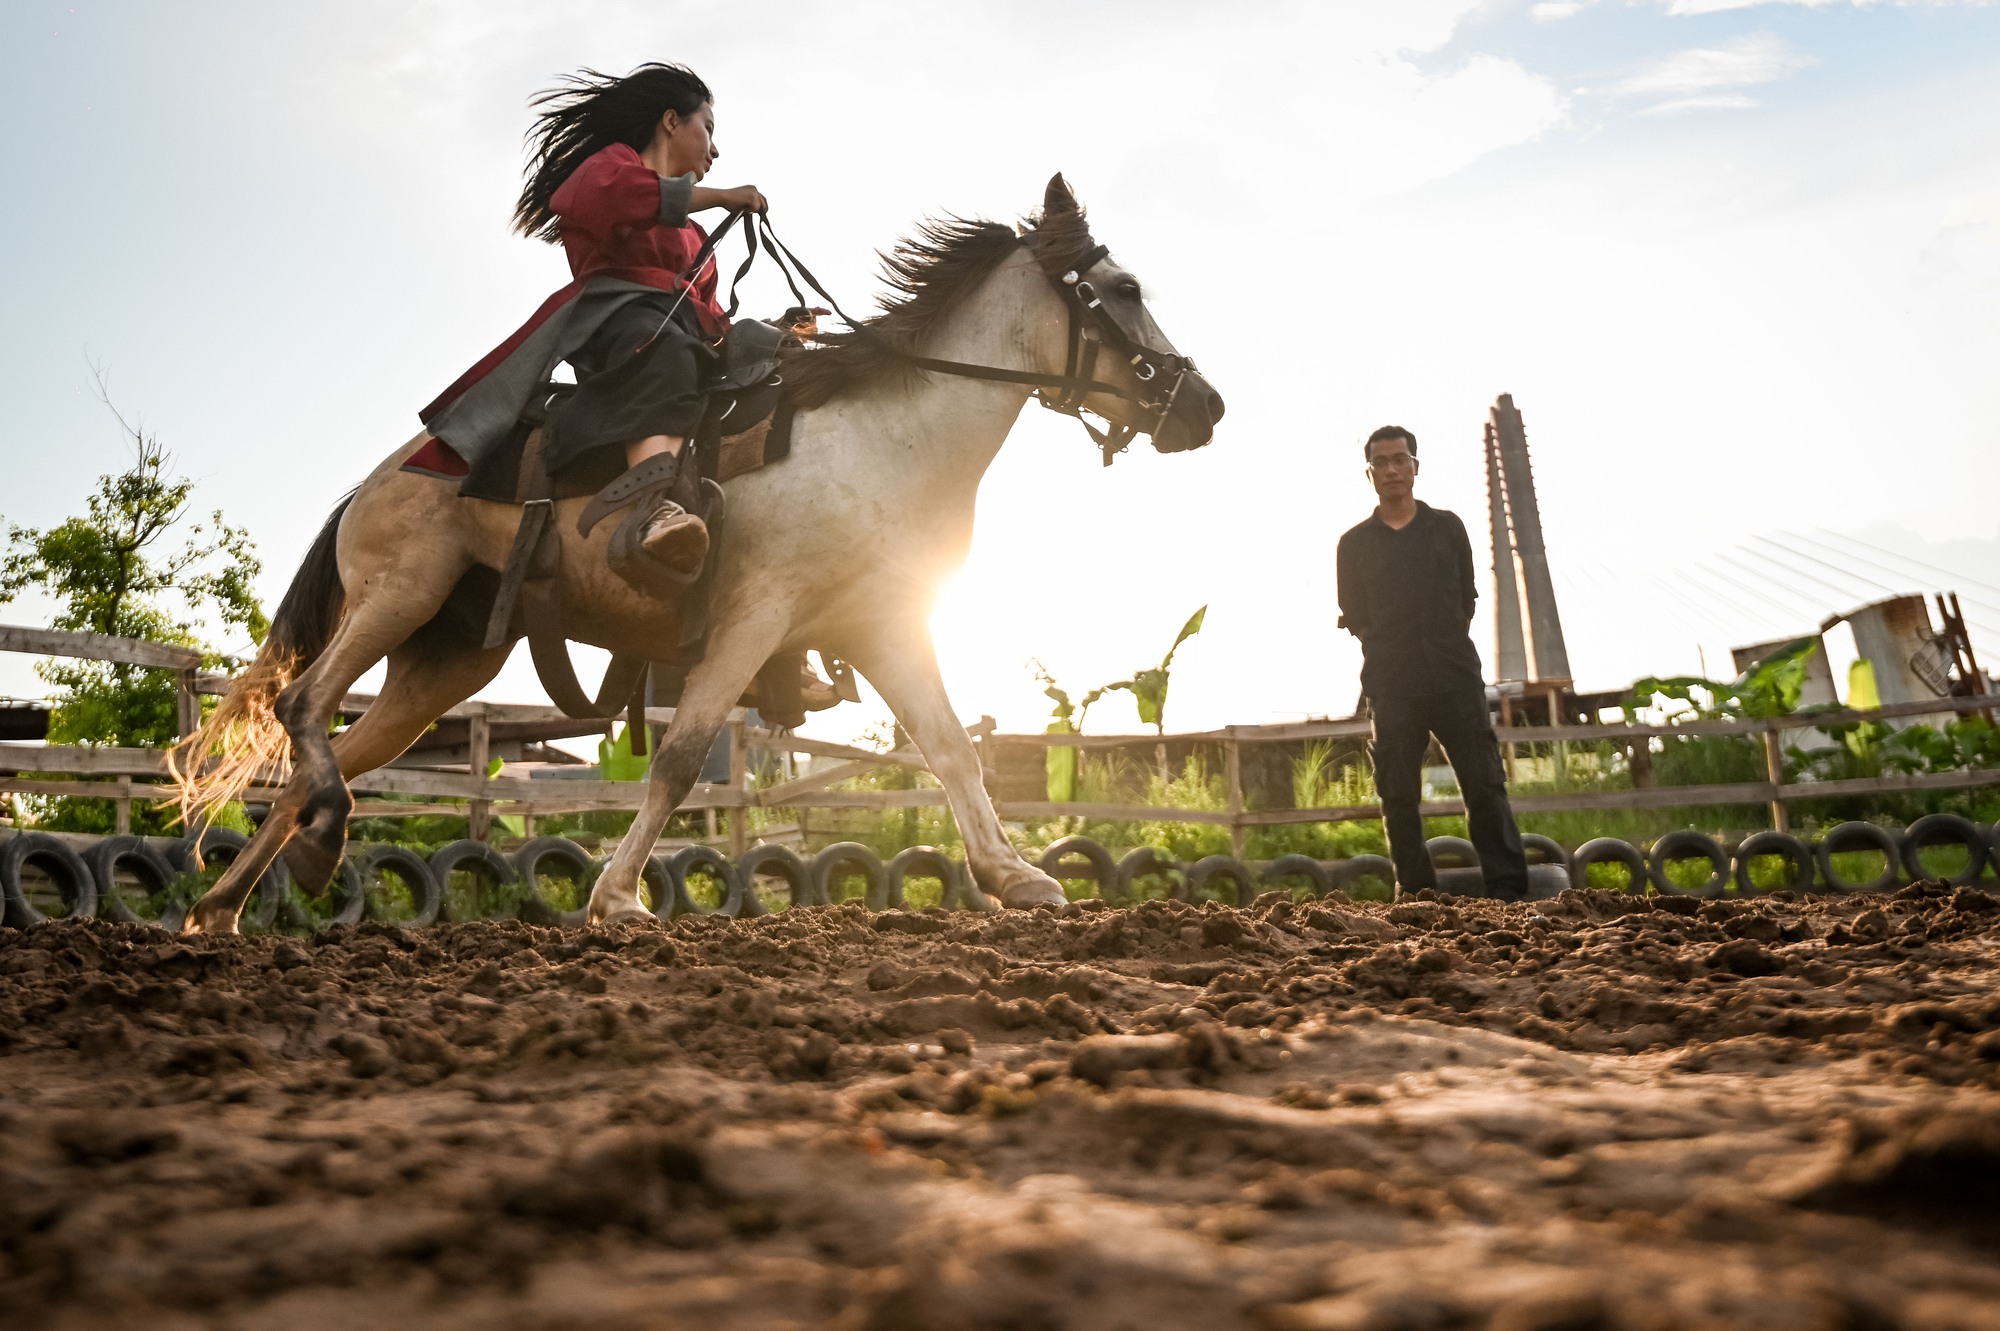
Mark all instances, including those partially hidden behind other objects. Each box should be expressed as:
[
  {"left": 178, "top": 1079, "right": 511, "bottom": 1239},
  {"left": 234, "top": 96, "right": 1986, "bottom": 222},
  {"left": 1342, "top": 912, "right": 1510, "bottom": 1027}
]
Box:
[{"left": 1369, "top": 453, "right": 1416, "bottom": 471}]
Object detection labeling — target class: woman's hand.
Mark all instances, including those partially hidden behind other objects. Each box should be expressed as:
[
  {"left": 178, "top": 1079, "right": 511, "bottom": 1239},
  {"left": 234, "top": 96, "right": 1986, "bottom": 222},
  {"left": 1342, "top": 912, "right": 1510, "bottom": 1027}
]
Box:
[{"left": 690, "top": 184, "right": 767, "bottom": 214}]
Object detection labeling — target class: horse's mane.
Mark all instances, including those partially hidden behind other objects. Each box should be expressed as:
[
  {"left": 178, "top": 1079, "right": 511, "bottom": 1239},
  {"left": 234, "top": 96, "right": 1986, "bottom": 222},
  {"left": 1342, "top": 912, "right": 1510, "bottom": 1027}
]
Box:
[{"left": 781, "top": 202, "right": 1096, "bottom": 409}]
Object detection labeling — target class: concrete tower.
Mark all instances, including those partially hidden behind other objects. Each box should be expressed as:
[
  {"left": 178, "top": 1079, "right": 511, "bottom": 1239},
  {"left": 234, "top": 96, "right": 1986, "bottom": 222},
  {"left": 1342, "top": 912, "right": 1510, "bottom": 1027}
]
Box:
[{"left": 1485, "top": 394, "right": 1571, "bottom": 686}]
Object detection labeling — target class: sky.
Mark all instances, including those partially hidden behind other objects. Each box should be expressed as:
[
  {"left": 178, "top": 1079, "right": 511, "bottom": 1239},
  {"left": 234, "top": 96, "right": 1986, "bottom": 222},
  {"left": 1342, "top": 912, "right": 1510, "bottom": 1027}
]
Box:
[{"left": 1, "top": 0, "right": 1997, "bottom": 747}]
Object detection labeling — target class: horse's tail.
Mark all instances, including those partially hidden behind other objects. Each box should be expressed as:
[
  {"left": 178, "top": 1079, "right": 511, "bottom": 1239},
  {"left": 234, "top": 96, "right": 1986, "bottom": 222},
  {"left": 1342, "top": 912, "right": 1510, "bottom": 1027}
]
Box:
[{"left": 168, "top": 492, "right": 355, "bottom": 830}]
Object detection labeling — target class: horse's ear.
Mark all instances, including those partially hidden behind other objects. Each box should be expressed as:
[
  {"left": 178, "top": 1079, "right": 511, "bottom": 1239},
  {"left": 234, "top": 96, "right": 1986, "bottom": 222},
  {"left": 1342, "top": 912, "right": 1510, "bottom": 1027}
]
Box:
[{"left": 1043, "top": 173, "right": 1079, "bottom": 216}]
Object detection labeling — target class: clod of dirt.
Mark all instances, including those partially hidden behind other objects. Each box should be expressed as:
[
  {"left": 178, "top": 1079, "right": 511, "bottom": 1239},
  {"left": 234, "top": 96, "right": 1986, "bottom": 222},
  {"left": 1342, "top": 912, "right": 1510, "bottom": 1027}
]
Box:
[
  {"left": 1070, "top": 1033, "right": 1184, "bottom": 1085},
  {"left": 1777, "top": 1104, "right": 2000, "bottom": 1243},
  {"left": 1706, "top": 938, "right": 1786, "bottom": 977},
  {"left": 51, "top": 1111, "right": 179, "bottom": 1165}
]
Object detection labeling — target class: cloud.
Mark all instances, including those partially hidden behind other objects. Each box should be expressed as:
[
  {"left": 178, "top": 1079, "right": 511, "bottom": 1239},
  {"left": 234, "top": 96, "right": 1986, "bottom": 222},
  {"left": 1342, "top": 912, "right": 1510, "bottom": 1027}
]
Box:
[
  {"left": 1613, "top": 31, "right": 1815, "bottom": 110},
  {"left": 1640, "top": 92, "right": 1763, "bottom": 112},
  {"left": 1665, "top": 0, "right": 1840, "bottom": 13},
  {"left": 1665, "top": 0, "right": 1996, "bottom": 12},
  {"left": 1531, "top": 1, "right": 1591, "bottom": 19}
]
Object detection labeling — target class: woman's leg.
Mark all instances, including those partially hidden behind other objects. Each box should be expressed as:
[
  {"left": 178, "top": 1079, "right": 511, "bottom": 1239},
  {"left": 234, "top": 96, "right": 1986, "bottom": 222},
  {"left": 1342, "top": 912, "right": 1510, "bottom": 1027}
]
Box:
[{"left": 626, "top": 434, "right": 684, "bottom": 466}]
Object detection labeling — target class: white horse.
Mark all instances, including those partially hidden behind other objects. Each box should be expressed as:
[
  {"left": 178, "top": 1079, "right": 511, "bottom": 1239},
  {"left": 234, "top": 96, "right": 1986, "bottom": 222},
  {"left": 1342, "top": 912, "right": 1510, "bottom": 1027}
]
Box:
[{"left": 173, "top": 175, "right": 1224, "bottom": 934}]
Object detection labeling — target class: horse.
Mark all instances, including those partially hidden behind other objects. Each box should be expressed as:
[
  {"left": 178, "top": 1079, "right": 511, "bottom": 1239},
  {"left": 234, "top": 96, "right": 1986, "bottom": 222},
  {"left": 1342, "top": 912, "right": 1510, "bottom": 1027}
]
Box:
[{"left": 171, "top": 175, "right": 1224, "bottom": 934}]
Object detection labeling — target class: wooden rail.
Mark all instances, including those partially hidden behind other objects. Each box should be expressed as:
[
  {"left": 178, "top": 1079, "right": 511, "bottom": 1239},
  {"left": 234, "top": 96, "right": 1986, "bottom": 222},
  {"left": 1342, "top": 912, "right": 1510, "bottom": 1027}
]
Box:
[{"left": 1, "top": 620, "right": 1993, "bottom": 846}]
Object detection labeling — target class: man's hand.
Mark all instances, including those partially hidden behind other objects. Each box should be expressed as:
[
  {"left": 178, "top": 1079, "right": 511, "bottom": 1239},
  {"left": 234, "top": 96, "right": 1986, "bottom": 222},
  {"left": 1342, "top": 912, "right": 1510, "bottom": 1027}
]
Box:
[{"left": 691, "top": 184, "right": 768, "bottom": 214}]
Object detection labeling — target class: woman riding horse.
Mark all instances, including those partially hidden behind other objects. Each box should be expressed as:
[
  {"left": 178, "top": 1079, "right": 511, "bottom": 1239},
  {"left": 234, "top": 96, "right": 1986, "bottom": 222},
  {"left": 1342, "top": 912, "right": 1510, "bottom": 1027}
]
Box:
[{"left": 417, "top": 63, "right": 766, "bottom": 573}]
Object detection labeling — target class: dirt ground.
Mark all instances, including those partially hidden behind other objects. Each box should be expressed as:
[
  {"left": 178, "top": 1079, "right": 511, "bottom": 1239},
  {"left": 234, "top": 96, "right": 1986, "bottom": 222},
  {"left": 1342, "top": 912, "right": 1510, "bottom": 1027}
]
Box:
[{"left": 4, "top": 882, "right": 2000, "bottom": 1331}]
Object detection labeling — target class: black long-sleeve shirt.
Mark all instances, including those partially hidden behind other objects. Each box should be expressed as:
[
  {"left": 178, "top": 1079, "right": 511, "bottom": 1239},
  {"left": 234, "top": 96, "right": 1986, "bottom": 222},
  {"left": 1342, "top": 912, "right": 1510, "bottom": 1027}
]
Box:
[{"left": 1335, "top": 501, "right": 1486, "bottom": 700}]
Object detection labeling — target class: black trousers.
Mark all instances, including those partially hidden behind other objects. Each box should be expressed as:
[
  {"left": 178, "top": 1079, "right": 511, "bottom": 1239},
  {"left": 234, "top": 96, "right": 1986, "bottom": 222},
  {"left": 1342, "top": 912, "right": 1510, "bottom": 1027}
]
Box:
[{"left": 1370, "top": 687, "right": 1528, "bottom": 899}]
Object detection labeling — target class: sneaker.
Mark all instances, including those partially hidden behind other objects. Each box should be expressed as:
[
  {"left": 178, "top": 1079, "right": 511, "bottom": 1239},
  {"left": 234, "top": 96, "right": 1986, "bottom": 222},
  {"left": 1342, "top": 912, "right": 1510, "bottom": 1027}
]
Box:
[{"left": 638, "top": 499, "right": 709, "bottom": 572}]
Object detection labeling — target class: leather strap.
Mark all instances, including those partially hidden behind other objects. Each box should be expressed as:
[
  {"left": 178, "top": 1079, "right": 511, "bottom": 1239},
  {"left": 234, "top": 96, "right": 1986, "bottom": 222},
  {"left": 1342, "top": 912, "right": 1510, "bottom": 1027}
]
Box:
[{"left": 576, "top": 450, "right": 679, "bottom": 539}]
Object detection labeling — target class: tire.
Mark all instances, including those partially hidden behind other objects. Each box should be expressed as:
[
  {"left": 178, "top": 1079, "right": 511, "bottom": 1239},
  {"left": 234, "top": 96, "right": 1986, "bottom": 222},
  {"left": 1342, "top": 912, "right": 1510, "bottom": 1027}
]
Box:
[
  {"left": 1037, "top": 836, "right": 1116, "bottom": 901},
  {"left": 354, "top": 844, "right": 443, "bottom": 926},
  {"left": 1114, "top": 847, "right": 1177, "bottom": 904},
  {"left": 1331, "top": 854, "right": 1397, "bottom": 898},
  {"left": 886, "top": 846, "right": 959, "bottom": 912},
  {"left": 1520, "top": 834, "right": 1569, "bottom": 870},
  {"left": 325, "top": 857, "right": 367, "bottom": 927},
  {"left": 634, "top": 854, "right": 675, "bottom": 918},
  {"left": 669, "top": 844, "right": 750, "bottom": 917},
  {"left": 86, "top": 836, "right": 179, "bottom": 926},
  {"left": 0, "top": 833, "right": 95, "bottom": 927},
  {"left": 1425, "top": 836, "right": 1480, "bottom": 870},
  {"left": 1815, "top": 821, "right": 1901, "bottom": 894},
  {"left": 513, "top": 836, "right": 596, "bottom": 926},
  {"left": 1899, "top": 813, "right": 1990, "bottom": 887},
  {"left": 166, "top": 827, "right": 291, "bottom": 932},
  {"left": 725, "top": 844, "right": 796, "bottom": 916},
  {"left": 1261, "top": 853, "right": 1332, "bottom": 899},
  {"left": 1571, "top": 837, "right": 1646, "bottom": 894},
  {"left": 1732, "top": 830, "right": 1814, "bottom": 896},
  {"left": 427, "top": 839, "right": 519, "bottom": 922},
  {"left": 810, "top": 842, "right": 883, "bottom": 908},
  {"left": 1646, "top": 830, "right": 1728, "bottom": 897},
  {"left": 1186, "top": 854, "right": 1257, "bottom": 906}
]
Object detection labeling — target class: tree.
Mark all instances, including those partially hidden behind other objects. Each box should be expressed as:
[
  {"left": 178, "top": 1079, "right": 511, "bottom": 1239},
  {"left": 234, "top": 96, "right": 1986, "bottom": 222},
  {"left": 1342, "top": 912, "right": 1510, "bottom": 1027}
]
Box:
[{"left": 0, "top": 380, "right": 265, "bottom": 830}]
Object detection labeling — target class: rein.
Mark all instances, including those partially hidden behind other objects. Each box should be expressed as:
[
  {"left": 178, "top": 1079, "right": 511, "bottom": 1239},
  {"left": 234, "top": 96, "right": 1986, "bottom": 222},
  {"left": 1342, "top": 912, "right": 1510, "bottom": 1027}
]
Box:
[{"left": 716, "top": 211, "right": 1198, "bottom": 467}]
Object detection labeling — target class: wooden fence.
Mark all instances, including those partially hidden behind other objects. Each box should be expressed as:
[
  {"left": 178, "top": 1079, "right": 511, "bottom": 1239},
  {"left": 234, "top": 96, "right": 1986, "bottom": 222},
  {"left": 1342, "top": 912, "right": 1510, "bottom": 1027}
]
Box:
[{"left": 1, "top": 623, "right": 1995, "bottom": 853}]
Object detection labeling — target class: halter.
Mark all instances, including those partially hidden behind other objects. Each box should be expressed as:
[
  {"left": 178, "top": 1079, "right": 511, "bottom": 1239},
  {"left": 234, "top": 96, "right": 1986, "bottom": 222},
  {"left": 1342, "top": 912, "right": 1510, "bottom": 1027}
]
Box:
[{"left": 730, "top": 214, "right": 1199, "bottom": 467}]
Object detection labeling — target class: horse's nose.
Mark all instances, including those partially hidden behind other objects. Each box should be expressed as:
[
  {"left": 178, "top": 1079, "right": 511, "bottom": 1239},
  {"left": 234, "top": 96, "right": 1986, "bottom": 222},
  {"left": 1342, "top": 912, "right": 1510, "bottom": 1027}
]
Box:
[{"left": 1199, "top": 376, "right": 1225, "bottom": 424}]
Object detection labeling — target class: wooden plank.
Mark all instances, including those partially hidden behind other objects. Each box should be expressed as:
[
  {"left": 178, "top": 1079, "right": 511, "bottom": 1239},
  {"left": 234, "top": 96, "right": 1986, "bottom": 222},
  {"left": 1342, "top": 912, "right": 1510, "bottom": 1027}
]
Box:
[
  {"left": 791, "top": 789, "right": 948, "bottom": 809},
  {"left": 995, "top": 801, "right": 1239, "bottom": 826},
  {"left": 0, "top": 624, "right": 201, "bottom": 671},
  {"left": 0, "top": 745, "right": 169, "bottom": 776}
]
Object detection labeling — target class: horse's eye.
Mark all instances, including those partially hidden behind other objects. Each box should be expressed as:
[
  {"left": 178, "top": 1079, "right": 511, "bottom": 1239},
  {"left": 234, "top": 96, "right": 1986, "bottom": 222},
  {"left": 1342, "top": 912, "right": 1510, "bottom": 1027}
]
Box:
[{"left": 1118, "top": 281, "right": 1142, "bottom": 299}]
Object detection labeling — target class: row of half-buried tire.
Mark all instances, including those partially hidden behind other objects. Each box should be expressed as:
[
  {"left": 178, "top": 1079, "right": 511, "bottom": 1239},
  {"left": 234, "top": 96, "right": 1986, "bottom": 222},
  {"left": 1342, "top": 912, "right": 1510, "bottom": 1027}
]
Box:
[
  {"left": 0, "top": 831, "right": 996, "bottom": 930},
  {"left": 6, "top": 813, "right": 1996, "bottom": 930}
]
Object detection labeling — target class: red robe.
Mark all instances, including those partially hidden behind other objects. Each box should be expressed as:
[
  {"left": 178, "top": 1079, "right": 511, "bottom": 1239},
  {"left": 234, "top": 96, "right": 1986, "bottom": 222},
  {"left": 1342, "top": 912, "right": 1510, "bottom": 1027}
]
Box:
[{"left": 413, "top": 144, "right": 725, "bottom": 477}]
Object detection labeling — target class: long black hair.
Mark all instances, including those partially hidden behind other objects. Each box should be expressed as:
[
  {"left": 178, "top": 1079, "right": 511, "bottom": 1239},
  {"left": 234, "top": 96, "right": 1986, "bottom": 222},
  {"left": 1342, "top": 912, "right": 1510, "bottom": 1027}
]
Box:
[{"left": 513, "top": 63, "right": 713, "bottom": 242}]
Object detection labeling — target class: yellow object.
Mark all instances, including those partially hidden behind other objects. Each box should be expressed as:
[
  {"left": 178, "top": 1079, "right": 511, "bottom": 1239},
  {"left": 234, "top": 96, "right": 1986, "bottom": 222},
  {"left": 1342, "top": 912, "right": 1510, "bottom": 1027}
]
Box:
[
  {"left": 1847, "top": 659, "right": 1880, "bottom": 710},
  {"left": 1045, "top": 721, "right": 1077, "bottom": 803}
]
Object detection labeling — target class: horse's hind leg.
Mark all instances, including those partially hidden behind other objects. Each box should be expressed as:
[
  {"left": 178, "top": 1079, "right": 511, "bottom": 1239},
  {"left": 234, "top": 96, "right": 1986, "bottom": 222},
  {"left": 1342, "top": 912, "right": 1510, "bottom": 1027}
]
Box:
[
  {"left": 186, "top": 636, "right": 509, "bottom": 934},
  {"left": 268, "top": 557, "right": 479, "bottom": 891}
]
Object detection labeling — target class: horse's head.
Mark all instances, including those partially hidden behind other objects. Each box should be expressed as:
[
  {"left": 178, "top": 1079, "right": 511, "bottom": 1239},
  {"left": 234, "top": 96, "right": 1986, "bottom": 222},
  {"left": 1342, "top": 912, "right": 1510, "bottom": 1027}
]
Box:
[{"left": 1024, "top": 175, "right": 1224, "bottom": 460}]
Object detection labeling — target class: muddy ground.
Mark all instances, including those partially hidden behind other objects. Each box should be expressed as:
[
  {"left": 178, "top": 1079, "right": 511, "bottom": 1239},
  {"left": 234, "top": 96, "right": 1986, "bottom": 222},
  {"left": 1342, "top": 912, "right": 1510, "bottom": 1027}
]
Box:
[{"left": 4, "top": 882, "right": 2000, "bottom": 1330}]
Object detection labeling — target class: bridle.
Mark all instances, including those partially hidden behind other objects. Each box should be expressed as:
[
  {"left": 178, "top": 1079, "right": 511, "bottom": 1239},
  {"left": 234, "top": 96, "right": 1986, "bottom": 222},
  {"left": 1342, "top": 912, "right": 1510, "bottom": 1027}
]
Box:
[{"left": 673, "top": 211, "right": 1201, "bottom": 467}]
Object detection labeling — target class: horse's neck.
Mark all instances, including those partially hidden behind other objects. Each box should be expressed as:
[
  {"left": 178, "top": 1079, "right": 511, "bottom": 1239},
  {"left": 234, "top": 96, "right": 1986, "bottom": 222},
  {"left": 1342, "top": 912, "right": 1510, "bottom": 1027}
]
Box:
[{"left": 842, "top": 250, "right": 1063, "bottom": 498}]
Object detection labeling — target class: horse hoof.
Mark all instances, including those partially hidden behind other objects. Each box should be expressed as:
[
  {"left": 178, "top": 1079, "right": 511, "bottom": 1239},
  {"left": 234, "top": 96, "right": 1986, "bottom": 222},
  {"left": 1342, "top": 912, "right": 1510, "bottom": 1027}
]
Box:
[
  {"left": 598, "top": 908, "right": 658, "bottom": 928},
  {"left": 998, "top": 872, "right": 1067, "bottom": 910},
  {"left": 182, "top": 904, "right": 239, "bottom": 937}
]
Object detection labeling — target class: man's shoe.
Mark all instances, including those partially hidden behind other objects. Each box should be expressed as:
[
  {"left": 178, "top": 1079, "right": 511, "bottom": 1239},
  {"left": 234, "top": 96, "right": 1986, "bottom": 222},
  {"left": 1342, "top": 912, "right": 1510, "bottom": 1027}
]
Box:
[{"left": 638, "top": 499, "right": 709, "bottom": 573}]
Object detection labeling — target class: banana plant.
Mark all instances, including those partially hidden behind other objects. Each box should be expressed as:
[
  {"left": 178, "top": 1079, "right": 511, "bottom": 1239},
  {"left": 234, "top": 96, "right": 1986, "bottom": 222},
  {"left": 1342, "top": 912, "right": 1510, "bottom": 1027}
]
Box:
[{"left": 1090, "top": 605, "right": 1208, "bottom": 736}]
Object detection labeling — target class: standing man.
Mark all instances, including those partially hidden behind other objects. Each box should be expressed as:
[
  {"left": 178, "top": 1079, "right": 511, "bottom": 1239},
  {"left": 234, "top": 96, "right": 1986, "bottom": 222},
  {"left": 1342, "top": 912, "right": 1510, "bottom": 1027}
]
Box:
[{"left": 1336, "top": 425, "right": 1529, "bottom": 900}]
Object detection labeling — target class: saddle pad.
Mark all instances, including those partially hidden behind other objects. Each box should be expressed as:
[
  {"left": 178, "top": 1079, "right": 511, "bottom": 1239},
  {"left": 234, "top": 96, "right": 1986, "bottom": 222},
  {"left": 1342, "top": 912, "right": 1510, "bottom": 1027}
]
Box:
[{"left": 715, "top": 399, "right": 796, "bottom": 482}]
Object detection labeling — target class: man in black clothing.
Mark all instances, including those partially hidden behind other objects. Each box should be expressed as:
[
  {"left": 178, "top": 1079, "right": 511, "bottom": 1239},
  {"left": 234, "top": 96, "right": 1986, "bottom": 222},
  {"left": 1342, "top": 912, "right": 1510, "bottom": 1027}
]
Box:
[{"left": 1336, "top": 425, "right": 1528, "bottom": 900}]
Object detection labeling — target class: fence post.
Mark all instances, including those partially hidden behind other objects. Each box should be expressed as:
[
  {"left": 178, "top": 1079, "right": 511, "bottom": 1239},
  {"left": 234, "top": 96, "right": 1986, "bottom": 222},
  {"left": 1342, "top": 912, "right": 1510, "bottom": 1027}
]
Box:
[
  {"left": 1762, "top": 724, "right": 1789, "bottom": 833},
  {"left": 175, "top": 668, "right": 200, "bottom": 738},
  {"left": 1225, "top": 729, "right": 1246, "bottom": 861},
  {"left": 1498, "top": 691, "right": 1516, "bottom": 783},
  {"left": 976, "top": 714, "right": 996, "bottom": 793},
  {"left": 115, "top": 775, "right": 133, "bottom": 835},
  {"left": 728, "top": 715, "right": 749, "bottom": 857},
  {"left": 467, "top": 707, "right": 492, "bottom": 843}
]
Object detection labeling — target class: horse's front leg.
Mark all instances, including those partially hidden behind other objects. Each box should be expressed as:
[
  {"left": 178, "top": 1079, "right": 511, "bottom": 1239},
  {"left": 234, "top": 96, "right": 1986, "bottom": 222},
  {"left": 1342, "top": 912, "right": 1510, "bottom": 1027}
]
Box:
[
  {"left": 586, "top": 612, "right": 789, "bottom": 924},
  {"left": 849, "top": 622, "right": 1065, "bottom": 909}
]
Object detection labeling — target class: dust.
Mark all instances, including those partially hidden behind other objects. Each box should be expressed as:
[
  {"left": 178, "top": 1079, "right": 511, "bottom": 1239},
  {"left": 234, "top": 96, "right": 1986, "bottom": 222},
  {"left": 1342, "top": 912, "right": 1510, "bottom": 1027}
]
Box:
[{"left": 3, "top": 883, "right": 1999, "bottom": 1329}]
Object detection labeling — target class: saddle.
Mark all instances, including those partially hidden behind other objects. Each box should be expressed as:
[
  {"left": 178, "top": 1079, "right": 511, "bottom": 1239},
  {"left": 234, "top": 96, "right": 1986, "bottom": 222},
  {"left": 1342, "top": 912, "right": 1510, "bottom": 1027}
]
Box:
[{"left": 460, "top": 316, "right": 842, "bottom": 739}]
